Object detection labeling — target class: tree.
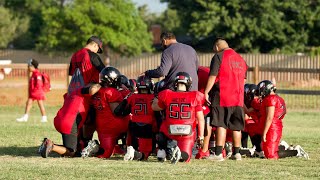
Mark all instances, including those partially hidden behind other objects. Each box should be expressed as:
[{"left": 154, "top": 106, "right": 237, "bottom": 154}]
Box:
[
  {"left": 162, "top": 0, "right": 320, "bottom": 53},
  {"left": 37, "top": 0, "right": 153, "bottom": 56},
  {"left": 0, "top": 6, "right": 20, "bottom": 48}
]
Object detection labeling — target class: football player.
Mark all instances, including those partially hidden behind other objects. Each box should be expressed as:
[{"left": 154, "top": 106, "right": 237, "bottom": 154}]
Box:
[
  {"left": 82, "top": 67, "right": 129, "bottom": 158},
  {"left": 152, "top": 72, "right": 205, "bottom": 164},
  {"left": 257, "top": 80, "right": 286, "bottom": 159},
  {"left": 115, "top": 75, "right": 156, "bottom": 161},
  {"left": 38, "top": 83, "right": 101, "bottom": 158}
]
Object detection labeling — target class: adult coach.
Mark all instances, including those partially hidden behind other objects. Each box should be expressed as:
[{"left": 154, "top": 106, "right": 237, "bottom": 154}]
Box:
[
  {"left": 68, "top": 35, "right": 105, "bottom": 92},
  {"left": 143, "top": 32, "right": 199, "bottom": 91},
  {"left": 204, "top": 38, "right": 248, "bottom": 161}
]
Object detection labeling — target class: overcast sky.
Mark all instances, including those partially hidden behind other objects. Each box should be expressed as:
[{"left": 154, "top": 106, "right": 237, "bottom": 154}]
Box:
[{"left": 131, "top": 0, "right": 168, "bottom": 14}]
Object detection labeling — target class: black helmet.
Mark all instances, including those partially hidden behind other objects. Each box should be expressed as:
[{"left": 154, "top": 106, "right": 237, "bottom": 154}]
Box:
[
  {"left": 154, "top": 80, "right": 165, "bottom": 96},
  {"left": 137, "top": 75, "right": 154, "bottom": 94},
  {"left": 128, "top": 79, "right": 137, "bottom": 93},
  {"left": 174, "top": 72, "right": 192, "bottom": 91},
  {"left": 99, "top": 66, "right": 121, "bottom": 87},
  {"left": 244, "top": 83, "right": 258, "bottom": 101},
  {"left": 257, "top": 80, "right": 276, "bottom": 98},
  {"left": 116, "top": 75, "right": 130, "bottom": 89}
]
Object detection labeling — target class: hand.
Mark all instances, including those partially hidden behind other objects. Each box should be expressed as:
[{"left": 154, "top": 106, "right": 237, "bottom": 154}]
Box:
[
  {"left": 204, "top": 93, "right": 211, "bottom": 106},
  {"left": 139, "top": 72, "right": 146, "bottom": 77},
  {"left": 196, "top": 136, "right": 204, "bottom": 149},
  {"left": 262, "top": 134, "right": 267, "bottom": 142}
]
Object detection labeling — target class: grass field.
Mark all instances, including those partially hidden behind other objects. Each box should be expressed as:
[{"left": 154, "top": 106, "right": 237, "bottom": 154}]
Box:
[{"left": 0, "top": 106, "right": 319, "bottom": 179}]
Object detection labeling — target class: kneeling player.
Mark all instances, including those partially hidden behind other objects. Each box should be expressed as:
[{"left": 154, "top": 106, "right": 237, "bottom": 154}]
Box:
[
  {"left": 115, "top": 75, "right": 156, "bottom": 161},
  {"left": 152, "top": 72, "right": 205, "bottom": 164},
  {"left": 38, "top": 84, "right": 101, "bottom": 158},
  {"left": 257, "top": 80, "right": 286, "bottom": 159}
]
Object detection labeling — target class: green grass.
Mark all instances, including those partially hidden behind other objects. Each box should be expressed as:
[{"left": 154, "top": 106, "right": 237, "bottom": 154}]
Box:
[{"left": 0, "top": 106, "right": 319, "bottom": 179}]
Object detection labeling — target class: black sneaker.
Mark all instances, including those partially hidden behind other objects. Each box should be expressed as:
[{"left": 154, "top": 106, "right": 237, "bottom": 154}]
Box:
[{"left": 38, "top": 138, "right": 53, "bottom": 158}]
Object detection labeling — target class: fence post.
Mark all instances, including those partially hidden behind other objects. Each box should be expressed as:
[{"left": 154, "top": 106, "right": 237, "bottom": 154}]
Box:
[
  {"left": 253, "top": 66, "right": 259, "bottom": 84},
  {"left": 66, "top": 64, "right": 69, "bottom": 89}
]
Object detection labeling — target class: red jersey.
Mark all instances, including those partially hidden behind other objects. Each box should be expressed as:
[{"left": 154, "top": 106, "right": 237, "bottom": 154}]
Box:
[
  {"left": 92, "top": 87, "right": 128, "bottom": 134},
  {"left": 29, "top": 69, "right": 45, "bottom": 100},
  {"left": 260, "top": 94, "right": 286, "bottom": 129},
  {"left": 157, "top": 89, "right": 204, "bottom": 137},
  {"left": 127, "top": 93, "right": 155, "bottom": 124},
  {"left": 69, "top": 48, "right": 100, "bottom": 84},
  {"left": 248, "top": 97, "right": 261, "bottom": 121},
  {"left": 54, "top": 90, "right": 90, "bottom": 134},
  {"left": 197, "top": 66, "right": 210, "bottom": 94},
  {"left": 217, "top": 49, "right": 247, "bottom": 107}
]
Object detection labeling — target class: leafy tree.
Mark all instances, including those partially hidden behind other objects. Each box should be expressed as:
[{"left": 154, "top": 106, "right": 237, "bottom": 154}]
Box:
[
  {"left": 0, "top": 6, "right": 20, "bottom": 48},
  {"left": 37, "top": 0, "right": 152, "bottom": 56},
  {"left": 162, "top": 0, "right": 320, "bottom": 53}
]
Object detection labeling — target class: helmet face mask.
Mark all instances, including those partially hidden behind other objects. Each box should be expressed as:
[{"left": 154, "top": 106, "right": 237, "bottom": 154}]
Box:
[
  {"left": 99, "top": 67, "right": 121, "bottom": 87},
  {"left": 244, "top": 84, "right": 257, "bottom": 101},
  {"left": 136, "top": 75, "right": 154, "bottom": 94},
  {"left": 174, "top": 72, "right": 192, "bottom": 91},
  {"left": 257, "top": 80, "right": 275, "bottom": 98}
]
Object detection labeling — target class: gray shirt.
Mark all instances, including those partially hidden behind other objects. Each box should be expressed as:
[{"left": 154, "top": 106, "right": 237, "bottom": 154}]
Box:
[{"left": 146, "top": 43, "right": 199, "bottom": 91}]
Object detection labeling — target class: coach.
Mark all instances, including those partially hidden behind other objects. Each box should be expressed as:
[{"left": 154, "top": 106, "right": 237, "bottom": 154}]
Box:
[
  {"left": 143, "top": 32, "right": 199, "bottom": 91},
  {"left": 204, "top": 38, "right": 248, "bottom": 161}
]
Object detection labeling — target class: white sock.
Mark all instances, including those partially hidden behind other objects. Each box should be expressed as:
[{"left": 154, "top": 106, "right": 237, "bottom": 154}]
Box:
[
  {"left": 24, "top": 114, "right": 29, "bottom": 119},
  {"left": 42, "top": 116, "right": 47, "bottom": 120}
]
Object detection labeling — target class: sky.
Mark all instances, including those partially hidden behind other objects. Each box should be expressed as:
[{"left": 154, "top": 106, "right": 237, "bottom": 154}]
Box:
[{"left": 131, "top": 0, "right": 168, "bottom": 14}]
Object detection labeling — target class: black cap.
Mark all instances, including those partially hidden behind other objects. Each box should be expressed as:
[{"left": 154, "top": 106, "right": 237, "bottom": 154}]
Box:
[{"left": 87, "top": 36, "right": 103, "bottom": 54}]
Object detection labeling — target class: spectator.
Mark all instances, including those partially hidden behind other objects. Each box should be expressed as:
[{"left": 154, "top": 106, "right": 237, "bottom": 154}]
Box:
[
  {"left": 16, "top": 59, "right": 47, "bottom": 123},
  {"left": 143, "top": 32, "right": 199, "bottom": 91},
  {"left": 204, "top": 38, "right": 248, "bottom": 161}
]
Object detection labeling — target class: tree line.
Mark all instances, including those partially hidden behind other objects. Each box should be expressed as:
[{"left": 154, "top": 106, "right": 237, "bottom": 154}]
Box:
[{"left": 1, "top": 0, "right": 320, "bottom": 56}]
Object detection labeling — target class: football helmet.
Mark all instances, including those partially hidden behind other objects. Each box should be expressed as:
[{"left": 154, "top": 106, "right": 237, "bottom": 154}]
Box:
[
  {"left": 128, "top": 79, "right": 137, "bottom": 93},
  {"left": 99, "top": 66, "right": 121, "bottom": 87},
  {"left": 116, "top": 75, "right": 130, "bottom": 89},
  {"left": 257, "top": 80, "right": 276, "bottom": 98},
  {"left": 136, "top": 75, "right": 154, "bottom": 94},
  {"left": 174, "top": 72, "right": 192, "bottom": 91},
  {"left": 244, "top": 83, "right": 258, "bottom": 101}
]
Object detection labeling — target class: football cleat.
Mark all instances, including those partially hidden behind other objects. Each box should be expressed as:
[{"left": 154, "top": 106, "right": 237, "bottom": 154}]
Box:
[
  {"left": 124, "top": 146, "right": 135, "bottom": 161},
  {"left": 195, "top": 149, "right": 210, "bottom": 159},
  {"left": 38, "top": 138, "right": 53, "bottom": 158},
  {"left": 170, "top": 146, "right": 181, "bottom": 164},
  {"left": 254, "top": 151, "right": 265, "bottom": 158},
  {"left": 230, "top": 153, "right": 242, "bottom": 160},
  {"left": 157, "top": 149, "right": 166, "bottom": 162},
  {"left": 294, "top": 145, "right": 309, "bottom": 160},
  {"left": 81, "top": 140, "right": 100, "bottom": 158}
]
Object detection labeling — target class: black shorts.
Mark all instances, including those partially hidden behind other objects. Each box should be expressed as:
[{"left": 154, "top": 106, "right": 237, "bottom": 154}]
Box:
[
  {"left": 129, "top": 122, "right": 153, "bottom": 139},
  {"left": 210, "top": 106, "right": 244, "bottom": 131},
  {"left": 61, "top": 113, "right": 81, "bottom": 152}
]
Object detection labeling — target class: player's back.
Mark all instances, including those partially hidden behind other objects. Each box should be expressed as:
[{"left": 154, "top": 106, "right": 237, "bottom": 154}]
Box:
[{"left": 128, "top": 93, "right": 155, "bottom": 124}]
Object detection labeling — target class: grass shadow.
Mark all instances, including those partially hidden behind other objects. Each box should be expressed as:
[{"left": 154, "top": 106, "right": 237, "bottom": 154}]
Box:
[{"left": 0, "top": 146, "right": 58, "bottom": 157}]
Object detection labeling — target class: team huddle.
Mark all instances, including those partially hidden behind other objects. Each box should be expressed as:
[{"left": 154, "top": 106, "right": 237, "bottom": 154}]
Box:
[{"left": 37, "top": 34, "right": 309, "bottom": 163}]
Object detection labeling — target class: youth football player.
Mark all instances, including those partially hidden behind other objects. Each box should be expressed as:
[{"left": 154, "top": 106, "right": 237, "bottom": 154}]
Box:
[{"left": 152, "top": 72, "right": 205, "bottom": 164}]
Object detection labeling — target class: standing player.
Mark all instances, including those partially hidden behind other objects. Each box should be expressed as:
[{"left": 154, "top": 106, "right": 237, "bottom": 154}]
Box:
[
  {"left": 152, "top": 72, "right": 205, "bottom": 164},
  {"left": 114, "top": 76, "right": 156, "bottom": 161},
  {"left": 257, "top": 80, "right": 286, "bottom": 159},
  {"left": 17, "top": 59, "right": 47, "bottom": 122}
]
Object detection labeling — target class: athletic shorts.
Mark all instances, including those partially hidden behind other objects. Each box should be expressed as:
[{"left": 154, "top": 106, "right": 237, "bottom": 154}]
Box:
[
  {"left": 210, "top": 106, "right": 244, "bottom": 131},
  {"left": 61, "top": 113, "right": 81, "bottom": 152}
]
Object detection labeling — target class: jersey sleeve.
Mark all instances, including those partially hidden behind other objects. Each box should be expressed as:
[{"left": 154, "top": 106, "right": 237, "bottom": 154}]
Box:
[
  {"left": 264, "top": 96, "right": 277, "bottom": 107},
  {"left": 209, "top": 52, "right": 222, "bottom": 76},
  {"left": 195, "top": 91, "right": 205, "bottom": 112}
]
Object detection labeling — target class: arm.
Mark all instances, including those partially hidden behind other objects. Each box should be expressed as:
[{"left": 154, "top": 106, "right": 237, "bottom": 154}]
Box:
[
  {"left": 196, "top": 111, "right": 205, "bottom": 139},
  {"left": 114, "top": 99, "right": 131, "bottom": 116},
  {"left": 151, "top": 98, "right": 164, "bottom": 111},
  {"left": 262, "top": 106, "right": 275, "bottom": 142},
  {"left": 145, "top": 51, "right": 172, "bottom": 78},
  {"left": 90, "top": 53, "right": 105, "bottom": 72},
  {"left": 81, "top": 83, "right": 101, "bottom": 96},
  {"left": 204, "top": 75, "right": 216, "bottom": 105}
]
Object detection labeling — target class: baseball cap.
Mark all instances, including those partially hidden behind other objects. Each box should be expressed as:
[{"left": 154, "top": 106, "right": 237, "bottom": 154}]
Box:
[{"left": 87, "top": 36, "right": 103, "bottom": 54}]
